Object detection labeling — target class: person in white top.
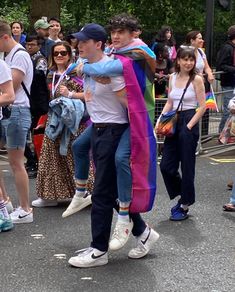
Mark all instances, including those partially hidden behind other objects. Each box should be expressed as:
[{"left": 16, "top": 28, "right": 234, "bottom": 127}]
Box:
[
  {"left": 0, "top": 59, "right": 15, "bottom": 232},
  {"left": 0, "top": 20, "right": 33, "bottom": 224},
  {"left": 156, "top": 46, "right": 206, "bottom": 221},
  {"left": 48, "top": 17, "right": 61, "bottom": 43},
  {"left": 68, "top": 22, "right": 158, "bottom": 269},
  {"left": 185, "top": 31, "right": 214, "bottom": 136},
  {"left": 185, "top": 31, "right": 214, "bottom": 83}
]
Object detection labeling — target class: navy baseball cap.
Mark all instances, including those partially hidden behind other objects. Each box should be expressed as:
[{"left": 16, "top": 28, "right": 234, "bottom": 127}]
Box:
[{"left": 72, "top": 23, "right": 107, "bottom": 42}]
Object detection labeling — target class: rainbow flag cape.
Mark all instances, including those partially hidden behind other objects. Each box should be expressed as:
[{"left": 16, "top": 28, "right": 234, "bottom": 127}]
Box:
[
  {"left": 205, "top": 86, "right": 219, "bottom": 112},
  {"left": 115, "top": 45, "right": 157, "bottom": 213}
]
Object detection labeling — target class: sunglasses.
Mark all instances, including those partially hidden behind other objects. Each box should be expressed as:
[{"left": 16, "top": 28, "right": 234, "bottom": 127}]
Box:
[{"left": 53, "top": 50, "right": 68, "bottom": 57}]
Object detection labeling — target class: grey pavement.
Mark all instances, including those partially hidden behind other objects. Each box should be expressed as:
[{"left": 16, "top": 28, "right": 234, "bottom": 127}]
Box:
[{"left": 1, "top": 155, "right": 235, "bottom": 292}]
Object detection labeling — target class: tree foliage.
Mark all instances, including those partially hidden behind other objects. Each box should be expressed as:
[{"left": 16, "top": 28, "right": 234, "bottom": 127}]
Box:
[{"left": 0, "top": 0, "right": 234, "bottom": 34}]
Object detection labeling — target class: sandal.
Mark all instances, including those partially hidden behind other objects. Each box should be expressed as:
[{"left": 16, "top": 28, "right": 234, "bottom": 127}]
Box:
[
  {"left": 227, "top": 181, "right": 233, "bottom": 190},
  {"left": 223, "top": 203, "right": 235, "bottom": 212}
]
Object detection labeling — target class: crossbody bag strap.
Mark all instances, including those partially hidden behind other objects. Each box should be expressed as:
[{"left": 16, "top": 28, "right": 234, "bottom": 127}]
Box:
[
  {"left": 10, "top": 48, "right": 31, "bottom": 99},
  {"left": 21, "top": 81, "right": 30, "bottom": 99},
  {"left": 176, "top": 75, "right": 194, "bottom": 112}
]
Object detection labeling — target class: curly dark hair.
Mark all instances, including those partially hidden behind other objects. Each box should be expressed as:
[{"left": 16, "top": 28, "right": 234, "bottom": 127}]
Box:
[
  {"left": 155, "top": 25, "right": 176, "bottom": 46},
  {"left": 106, "top": 13, "right": 141, "bottom": 32}
]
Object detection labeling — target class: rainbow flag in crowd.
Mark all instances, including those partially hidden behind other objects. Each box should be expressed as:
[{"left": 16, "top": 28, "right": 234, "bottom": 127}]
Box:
[
  {"left": 115, "top": 44, "right": 157, "bottom": 213},
  {"left": 205, "top": 87, "right": 219, "bottom": 112}
]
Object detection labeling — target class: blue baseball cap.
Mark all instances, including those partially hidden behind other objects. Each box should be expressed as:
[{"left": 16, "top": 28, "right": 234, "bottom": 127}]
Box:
[{"left": 72, "top": 23, "right": 107, "bottom": 42}]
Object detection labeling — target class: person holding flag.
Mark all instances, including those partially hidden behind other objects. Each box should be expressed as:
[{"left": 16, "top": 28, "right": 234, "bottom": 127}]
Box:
[{"left": 68, "top": 15, "right": 159, "bottom": 268}]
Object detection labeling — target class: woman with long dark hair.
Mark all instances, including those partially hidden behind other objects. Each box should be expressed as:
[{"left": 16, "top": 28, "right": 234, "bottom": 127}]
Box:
[
  {"left": 11, "top": 21, "right": 26, "bottom": 47},
  {"left": 155, "top": 25, "right": 177, "bottom": 61},
  {"left": 32, "top": 42, "right": 94, "bottom": 207},
  {"left": 156, "top": 46, "right": 206, "bottom": 221}
]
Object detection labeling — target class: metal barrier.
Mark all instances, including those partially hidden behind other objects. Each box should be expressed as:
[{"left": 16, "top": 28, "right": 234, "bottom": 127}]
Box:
[
  {"left": 155, "top": 71, "right": 235, "bottom": 157},
  {"left": 197, "top": 71, "right": 235, "bottom": 156}
]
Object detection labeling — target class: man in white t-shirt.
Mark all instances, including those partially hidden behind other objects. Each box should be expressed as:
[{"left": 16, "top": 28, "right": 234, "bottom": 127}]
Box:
[
  {"left": 0, "top": 59, "right": 15, "bottom": 231},
  {"left": 0, "top": 20, "right": 33, "bottom": 224},
  {"left": 68, "top": 23, "right": 157, "bottom": 269}
]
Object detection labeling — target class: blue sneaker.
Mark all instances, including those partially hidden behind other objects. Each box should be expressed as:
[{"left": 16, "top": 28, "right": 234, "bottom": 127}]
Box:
[
  {"left": 170, "top": 207, "right": 189, "bottom": 221},
  {"left": 0, "top": 214, "right": 14, "bottom": 232},
  {"left": 171, "top": 202, "right": 181, "bottom": 215}
]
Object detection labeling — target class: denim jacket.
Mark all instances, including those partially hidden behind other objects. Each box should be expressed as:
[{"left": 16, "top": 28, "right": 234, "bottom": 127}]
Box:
[{"left": 45, "top": 96, "right": 84, "bottom": 155}]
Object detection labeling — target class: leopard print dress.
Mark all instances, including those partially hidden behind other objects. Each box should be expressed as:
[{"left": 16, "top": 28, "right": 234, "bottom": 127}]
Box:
[{"left": 36, "top": 66, "right": 94, "bottom": 200}]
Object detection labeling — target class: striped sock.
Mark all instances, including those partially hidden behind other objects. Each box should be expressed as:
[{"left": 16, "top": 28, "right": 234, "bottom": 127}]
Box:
[
  {"left": 75, "top": 179, "right": 87, "bottom": 198},
  {"left": 118, "top": 202, "right": 130, "bottom": 223},
  {"left": 0, "top": 200, "right": 9, "bottom": 219}
]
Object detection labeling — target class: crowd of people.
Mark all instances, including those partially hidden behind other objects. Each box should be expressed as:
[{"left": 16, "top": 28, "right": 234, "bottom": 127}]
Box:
[{"left": 0, "top": 13, "right": 234, "bottom": 268}]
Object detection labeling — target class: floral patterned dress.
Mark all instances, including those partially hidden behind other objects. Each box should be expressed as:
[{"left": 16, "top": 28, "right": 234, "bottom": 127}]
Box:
[{"left": 36, "top": 65, "right": 94, "bottom": 200}]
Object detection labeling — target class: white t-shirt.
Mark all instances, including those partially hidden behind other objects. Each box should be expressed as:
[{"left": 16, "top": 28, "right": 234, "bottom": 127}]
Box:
[
  {"left": 0, "top": 59, "right": 12, "bottom": 120},
  {"left": 85, "top": 55, "right": 128, "bottom": 124},
  {"left": 196, "top": 48, "right": 206, "bottom": 74},
  {"left": 169, "top": 73, "right": 197, "bottom": 111},
  {"left": 5, "top": 43, "right": 33, "bottom": 107}
]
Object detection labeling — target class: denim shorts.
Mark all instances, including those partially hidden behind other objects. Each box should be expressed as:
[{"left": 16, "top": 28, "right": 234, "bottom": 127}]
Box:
[{"left": 0, "top": 106, "right": 31, "bottom": 150}]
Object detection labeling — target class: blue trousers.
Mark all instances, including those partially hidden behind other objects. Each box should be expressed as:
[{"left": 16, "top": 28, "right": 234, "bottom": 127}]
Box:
[
  {"left": 230, "top": 177, "right": 235, "bottom": 205},
  {"left": 160, "top": 109, "right": 199, "bottom": 206},
  {"left": 90, "top": 124, "right": 146, "bottom": 251},
  {"left": 72, "top": 125, "right": 92, "bottom": 180},
  {"left": 72, "top": 125, "right": 132, "bottom": 203}
]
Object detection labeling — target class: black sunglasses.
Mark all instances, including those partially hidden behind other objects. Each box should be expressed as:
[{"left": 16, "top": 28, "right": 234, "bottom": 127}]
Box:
[{"left": 53, "top": 50, "right": 68, "bottom": 57}]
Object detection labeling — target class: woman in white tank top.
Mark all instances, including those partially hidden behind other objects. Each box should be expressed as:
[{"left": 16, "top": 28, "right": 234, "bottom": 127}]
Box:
[
  {"left": 156, "top": 46, "right": 206, "bottom": 221},
  {"left": 185, "top": 31, "right": 214, "bottom": 83}
]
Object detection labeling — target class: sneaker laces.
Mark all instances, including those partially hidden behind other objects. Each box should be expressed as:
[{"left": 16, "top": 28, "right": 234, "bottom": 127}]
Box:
[
  {"left": 112, "top": 222, "right": 124, "bottom": 240},
  {"left": 75, "top": 247, "right": 93, "bottom": 256}
]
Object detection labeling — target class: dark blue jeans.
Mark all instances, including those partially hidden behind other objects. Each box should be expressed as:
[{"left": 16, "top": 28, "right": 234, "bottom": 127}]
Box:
[
  {"left": 90, "top": 124, "right": 146, "bottom": 252},
  {"left": 160, "top": 109, "right": 199, "bottom": 206}
]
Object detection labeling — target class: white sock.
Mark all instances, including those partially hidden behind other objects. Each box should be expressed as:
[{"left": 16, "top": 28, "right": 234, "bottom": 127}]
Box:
[
  {"left": 117, "top": 214, "right": 130, "bottom": 223},
  {"left": 180, "top": 204, "right": 189, "bottom": 210},
  {"left": 74, "top": 190, "right": 86, "bottom": 198}
]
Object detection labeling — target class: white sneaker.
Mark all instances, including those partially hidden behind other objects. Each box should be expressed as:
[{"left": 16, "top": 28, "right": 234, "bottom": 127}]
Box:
[
  {"left": 68, "top": 247, "right": 108, "bottom": 268},
  {"left": 5, "top": 198, "right": 13, "bottom": 214},
  {"left": 32, "top": 198, "right": 58, "bottom": 208},
  {"left": 10, "top": 207, "right": 33, "bottom": 224},
  {"left": 128, "top": 227, "right": 159, "bottom": 259},
  {"left": 62, "top": 194, "right": 92, "bottom": 218},
  {"left": 109, "top": 220, "right": 133, "bottom": 251}
]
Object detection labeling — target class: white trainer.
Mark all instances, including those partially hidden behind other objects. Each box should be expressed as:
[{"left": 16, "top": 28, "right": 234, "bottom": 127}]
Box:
[
  {"left": 109, "top": 220, "right": 133, "bottom": 251},
  {"left": 68, "top": 247, "right": 108, "bottom": 268},
  {"left": 10, "top": 207, "right": 33, "bottom": 224},
  {"left": 62, "top": 194, "right": 92, "bottom": 218},
  {"left": 128, "top": 227, "right": 159, "bottom": 259},
  {"left": 32, "top": 198, "right": 58, "bottom": 208}
]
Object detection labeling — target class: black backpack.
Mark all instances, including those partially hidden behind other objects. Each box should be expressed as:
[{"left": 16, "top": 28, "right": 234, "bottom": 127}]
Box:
[{"left": 11, "top": 48, "right": 50, "bottom": 116}]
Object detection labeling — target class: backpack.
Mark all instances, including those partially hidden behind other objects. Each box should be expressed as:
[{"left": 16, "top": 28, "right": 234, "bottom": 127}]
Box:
[{"left": 11, "top": 48, "right": 49, "bottom": 116}]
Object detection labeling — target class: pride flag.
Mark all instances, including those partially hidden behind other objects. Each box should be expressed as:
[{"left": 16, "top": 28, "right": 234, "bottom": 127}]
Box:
[
  {"left": 205, "top": 86, "right": 219, "bottom": 112},
  {"left": 115, "top": 45, "right": 157, "bottom": 213}
]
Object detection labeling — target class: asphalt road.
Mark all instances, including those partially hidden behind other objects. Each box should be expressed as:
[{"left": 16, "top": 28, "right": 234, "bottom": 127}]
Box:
[{"left": 1, "top": 155, "right": 235, "bottom": 292}]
